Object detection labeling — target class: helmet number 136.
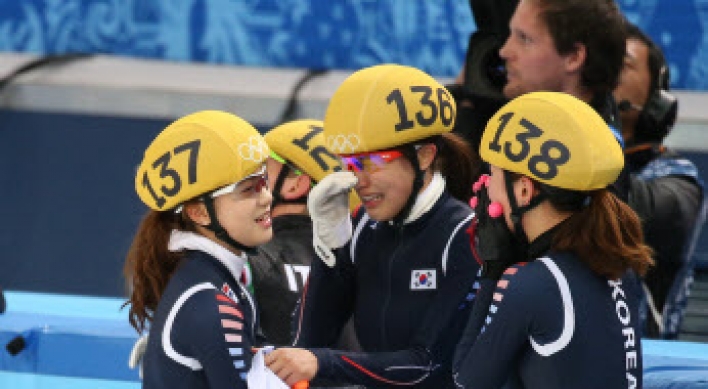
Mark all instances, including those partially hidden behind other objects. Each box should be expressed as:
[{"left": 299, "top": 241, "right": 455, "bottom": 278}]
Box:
[{"left": 386, "top": 86, "right": 455, "bottom": 132}]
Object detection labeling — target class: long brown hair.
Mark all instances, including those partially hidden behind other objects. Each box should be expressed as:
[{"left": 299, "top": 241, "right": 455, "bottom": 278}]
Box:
[
  {"left": 123, "top": 209, "right": 196, "bottom": 333},
  {"left": 430, "top": 132, "right": 482, "bottom": 202},
  {"left": 552, "top": 189, "right": 654, "bottom": 279}
]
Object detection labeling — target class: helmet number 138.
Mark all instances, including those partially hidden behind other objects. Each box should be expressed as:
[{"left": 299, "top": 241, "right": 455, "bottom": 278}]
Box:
[{"left": 489, "top": 112, "right": 571, "bottom": 180}]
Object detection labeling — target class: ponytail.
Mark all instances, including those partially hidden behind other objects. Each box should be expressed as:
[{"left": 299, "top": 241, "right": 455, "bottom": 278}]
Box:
[
  {"left": 123, "top": 210, "right": 193, "bottom": 333},
  {"left": 433, "top": 132, "right": 482, "bottom": 202},
  {"left": 553, "top": 189, "right": 654, "bottom": 280}
]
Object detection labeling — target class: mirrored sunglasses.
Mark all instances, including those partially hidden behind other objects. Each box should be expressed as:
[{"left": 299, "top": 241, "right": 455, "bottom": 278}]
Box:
[
  {"left": 341, "top": 150, "right": 404, "bottom": 173},
  {"left": 211, "top": 165, "right": 268, "bottom": 198}
]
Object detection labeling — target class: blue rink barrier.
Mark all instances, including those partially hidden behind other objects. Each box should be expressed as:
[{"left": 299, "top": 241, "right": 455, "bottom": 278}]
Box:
[
  {"left": 643, "top": 340, "right": 708, "bottom": 388},
  {"left": 0, "top": 371, "right": 139, "bottom": 389},
  {"left": 1, "top": 291, "right": 707, "bottom": 388},
  {"left": 0, "top": 291, "right": 140, "bottom": 387}
]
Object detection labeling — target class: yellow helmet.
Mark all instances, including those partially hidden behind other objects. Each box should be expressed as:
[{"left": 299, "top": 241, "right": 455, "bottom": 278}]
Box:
[
  {"left": 324, "top": 64, "right": 456, "bottom": 155},
  {"left": 135, "top": 110, "right": 269, "bottom": 211},
  {"left": 480, "top": 92, "right": 623, "bottom": 191},
  {"left": 264, "top": 119, "right": 362, "bottom": 211},
  {"left": 265, "top": 120, "right": 341, "bottom": 182}
]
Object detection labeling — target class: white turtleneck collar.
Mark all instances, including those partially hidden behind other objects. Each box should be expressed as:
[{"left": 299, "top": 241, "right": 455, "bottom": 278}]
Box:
[
  {"left": 397, "top": 171, "right": 446, "bottom": 225},
  {"left": 167, "top": 230, "right": 247, "bottom": 284}
]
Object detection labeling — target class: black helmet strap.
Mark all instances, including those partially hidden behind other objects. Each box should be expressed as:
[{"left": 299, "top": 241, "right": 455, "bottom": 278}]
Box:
[
  {"left": 200, "top": 194, "right": 258, "bottom": 256},
  {"left": 503, "top": 170, "right": 545, "bottom": 246},
  {"left": 392, "top": 145, "right": 426, "bottom": 228}
]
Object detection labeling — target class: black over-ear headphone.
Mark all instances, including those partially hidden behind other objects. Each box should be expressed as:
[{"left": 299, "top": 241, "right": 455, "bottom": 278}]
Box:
[{"left": 634, "top": 56, "right": 678, "bottom": 142}]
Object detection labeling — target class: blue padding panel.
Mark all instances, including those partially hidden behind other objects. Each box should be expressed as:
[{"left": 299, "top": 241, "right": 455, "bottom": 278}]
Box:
[
  {"left": 3, "top": 286, "right": 708, "bottom": 388},
  {"left": 0, "top": 109, "right": 271, "bottom": 298},
  {"left": 0, "top": 291, "right": 139, "bottom": 382},
  {"left": 5, "top": 291, "right": 127, "bottom": 320},
  {"left": 644, "top": 339, "right": 708, "bottom": 360},
  {"left": 644, "top": 356, "right": 708, "bottom": 389},
  {"left": 0, "top": 371, "right": 139, "bottom": 389},
  {"left": 643, "top": 340, "right": 708, "bottom": 388}
]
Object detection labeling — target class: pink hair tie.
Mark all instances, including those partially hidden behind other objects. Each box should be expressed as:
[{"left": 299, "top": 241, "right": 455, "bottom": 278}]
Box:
[
  {"left": 472, "top": 181, "right": 483, "bottom": 193},
  {"left": 488, "top": 202, "right": 503, "bottom": 218}
]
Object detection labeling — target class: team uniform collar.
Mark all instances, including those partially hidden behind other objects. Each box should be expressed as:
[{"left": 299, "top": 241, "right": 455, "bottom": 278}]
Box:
[
  {"left": 389, "top": 171, "right": 446, "bottom": 226},
  {"left": 168, "top": 230, "right": 248, "bottom": 284}
]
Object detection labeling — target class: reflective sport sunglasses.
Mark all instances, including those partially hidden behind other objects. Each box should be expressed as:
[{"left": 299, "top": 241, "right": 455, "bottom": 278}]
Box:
[
  {"left": 269, "top": 150, "right": 302, "bottom": 176},
  {"left": 211, "top": 165, "right": 268, "bottom": 198},
  {"left": 341, "top": 149, "right": 404, "bottom": 173}
]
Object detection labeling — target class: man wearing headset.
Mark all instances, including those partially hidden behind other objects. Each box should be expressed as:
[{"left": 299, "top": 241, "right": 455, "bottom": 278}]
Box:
[
  {"left": 451, "top": 1, "right": 635, "bottom": 364},
  {"left": 451, "top": 0, "right": 625, "bottom": 165},
  {"left": 614, "top": 22, "right": 705, "bottom": 339}
]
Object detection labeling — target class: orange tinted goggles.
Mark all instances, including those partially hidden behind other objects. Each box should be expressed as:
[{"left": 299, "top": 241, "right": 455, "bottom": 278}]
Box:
[{"left": 341, "top": 150, "right": 404, "bottom": 173}]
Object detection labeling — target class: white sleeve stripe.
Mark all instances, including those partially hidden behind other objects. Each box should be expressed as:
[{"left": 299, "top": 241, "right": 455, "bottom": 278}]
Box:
[
  {"left": 529, "top": 257, "right": 575, "bottom": 357},
  {"left": 236, "top": 282, "right": 257, "bottom": 337},
  {"left": 350, "top": 213, "right": 370, "bottom": 262},
  {"left": 442, "top": 212, "right": 474, "bottom": 275},
  {"left": 162, "top": 282, "right": 216, "bottom": 370}
]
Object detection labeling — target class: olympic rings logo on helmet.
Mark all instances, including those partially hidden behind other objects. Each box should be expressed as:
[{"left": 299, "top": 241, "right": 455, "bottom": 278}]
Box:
[
  {"left": 265, "top": 120, "right": 343, "bottom": 183},
  {"left": 264, "top": 119, "right": 361, "bottom": 212},
  {"left": 135, "top": 110, "right": 268, "bottom": 211},
  {"left": 238, "top": 136, "right": 269, "bottom": 162},
  {"left": 327, "top": 134, "right": 361, "bottom": 154},
  {"left": 323, "top": 64, "right": 456, "bottom": 154}
]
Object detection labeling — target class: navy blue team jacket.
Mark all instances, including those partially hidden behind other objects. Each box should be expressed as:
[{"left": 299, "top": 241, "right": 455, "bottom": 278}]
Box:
[
  {"left": 141, "top": 250, "right": 257, "bottom": 389},
  {"left": 293, "top": 191, "right": 479, "bottom": 388},
  {"left": 453, "top": 250, "right": 644, "bottom": 389}
]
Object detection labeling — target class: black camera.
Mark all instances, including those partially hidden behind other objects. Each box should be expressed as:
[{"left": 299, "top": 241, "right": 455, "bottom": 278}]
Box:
[
  {"left": 463, "top": 0, "right": 518, "bottom": 101},
  {"left": 449, "top": 0, "right": 518, "bottom": 152}
]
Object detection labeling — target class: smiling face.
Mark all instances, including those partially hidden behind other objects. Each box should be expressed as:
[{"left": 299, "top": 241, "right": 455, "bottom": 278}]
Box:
[
  {"left": 500, "top": 0, "right": 578, "bottom": 99},
  {"left": 212, "top": 172, "right": 273, "bottom": 249}
]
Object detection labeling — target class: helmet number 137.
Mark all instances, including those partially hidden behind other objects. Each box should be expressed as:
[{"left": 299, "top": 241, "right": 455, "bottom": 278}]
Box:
[{"left": 141, "top": 140, "right": 201, "bottom": 209}]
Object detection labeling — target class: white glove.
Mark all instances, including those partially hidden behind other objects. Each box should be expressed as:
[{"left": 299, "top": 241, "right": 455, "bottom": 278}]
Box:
[
  {"left": 307, "top": 171, "right": 358, "bottom": 267},
  {"left": 128, "top": 334, "right": 148, "bottom": 379}
]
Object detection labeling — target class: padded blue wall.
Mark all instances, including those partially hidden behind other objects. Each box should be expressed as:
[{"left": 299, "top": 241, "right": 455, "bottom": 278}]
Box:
[
  {"left": 0, "top": 0, "right": 704, "bottom": 89},
  {"left": 0, "top": 110, "right": 168, "bottom": 297},
  {"left": 0, "top": 109, "right": 706, "bottom": 297}
]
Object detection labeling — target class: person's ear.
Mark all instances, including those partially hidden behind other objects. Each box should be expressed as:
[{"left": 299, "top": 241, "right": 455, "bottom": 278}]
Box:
[
  {"left": 516, "top": 176, "right": 537, "bottom": 207},
  {"left": 184, "top": 202, "right": 211, "bottom": 226},
  {"left": 417, "top": 144, "right": 438, "bottom": 171},
  {"left": 281, "top": 174, "right": 312, "bottom": 200},
  {"left": 565, "top": 43, "right": 587, "bottom": 74}
]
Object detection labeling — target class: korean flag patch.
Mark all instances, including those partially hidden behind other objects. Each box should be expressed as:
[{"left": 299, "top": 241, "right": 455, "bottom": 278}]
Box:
[
  {"left": 411, "top": 269, "right": 437, "bottom": 290},
  {"left": 221, "top": 283, "right": 239, "bottom": 303}
]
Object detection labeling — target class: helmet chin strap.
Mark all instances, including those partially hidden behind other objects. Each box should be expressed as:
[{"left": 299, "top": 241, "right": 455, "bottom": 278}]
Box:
[
  {"left": 200, "top": 194, "right": 258, "bottom": 256},
  {"left": 270, "top": 166, "right": 307, "bottom": 210},
  {"left": 392, "top": 145, "right": 425, "bottom": 228},
  {"left": 503, "top": 170, "right": 545, "bottom": 246}
]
